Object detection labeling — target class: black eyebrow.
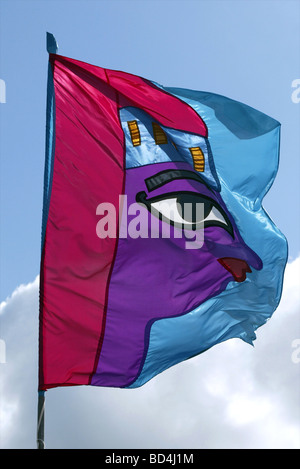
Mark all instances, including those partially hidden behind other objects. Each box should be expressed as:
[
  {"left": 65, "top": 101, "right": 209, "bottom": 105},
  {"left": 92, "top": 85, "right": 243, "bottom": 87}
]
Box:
[{"left": 145, "top": 169, "right": 209, "bottom": 192}]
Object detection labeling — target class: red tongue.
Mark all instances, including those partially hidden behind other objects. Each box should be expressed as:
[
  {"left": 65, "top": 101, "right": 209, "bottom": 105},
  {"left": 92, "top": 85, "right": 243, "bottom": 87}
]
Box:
[{"left": 218, "top": 257, "right": 252, "bottom": 283}]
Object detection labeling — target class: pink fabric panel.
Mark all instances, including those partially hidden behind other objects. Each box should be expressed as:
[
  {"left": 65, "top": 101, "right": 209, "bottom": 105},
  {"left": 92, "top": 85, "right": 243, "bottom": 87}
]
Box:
[
  {"left": 53, "top": 54, "right": 208, "bottom": 137},
  {"left": 39, "top": 57, "right": 124, "bottom": 389}
]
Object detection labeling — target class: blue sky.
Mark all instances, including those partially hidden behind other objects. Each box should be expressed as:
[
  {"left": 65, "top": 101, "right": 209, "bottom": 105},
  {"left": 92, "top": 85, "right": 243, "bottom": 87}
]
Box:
[
  {"left": 0, "top": 0, "right": 299, "bottom": 300},
  {"left": 0, "top": 0, "right": 299, "bottom": 449}
]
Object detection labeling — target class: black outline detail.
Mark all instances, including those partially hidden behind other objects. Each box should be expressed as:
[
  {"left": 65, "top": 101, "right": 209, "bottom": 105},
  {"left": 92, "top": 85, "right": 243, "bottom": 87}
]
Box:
[
  {"left": 145, "top": 169, "right": 211, "bottom": 193},
  {"left": 136, "top": 190, "right": 234, "bottom": 237}
]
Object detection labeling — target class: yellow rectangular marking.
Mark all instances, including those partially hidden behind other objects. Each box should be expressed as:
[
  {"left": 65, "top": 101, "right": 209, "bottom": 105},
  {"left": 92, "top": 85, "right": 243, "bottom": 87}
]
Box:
[
  {"left": 127, "top": 120, "right": 141, "bottom": 146},
  {"left": 189, "top": 147, "right": 205, "bottom": 172},
  {"left": 152, "top": 122, "right": 168, "bottom": 145}
]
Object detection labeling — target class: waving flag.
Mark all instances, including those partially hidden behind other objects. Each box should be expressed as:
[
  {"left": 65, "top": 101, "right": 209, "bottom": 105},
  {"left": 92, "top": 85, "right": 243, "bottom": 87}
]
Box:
[{"left": 39, "top": 34, "right": 287, "bottom": 392}]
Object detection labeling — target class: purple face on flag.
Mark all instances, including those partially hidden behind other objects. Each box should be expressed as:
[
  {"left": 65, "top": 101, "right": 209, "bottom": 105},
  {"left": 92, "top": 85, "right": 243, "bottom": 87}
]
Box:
[{"left": 92, "top": 108, "right": 263, "bottom": 387}]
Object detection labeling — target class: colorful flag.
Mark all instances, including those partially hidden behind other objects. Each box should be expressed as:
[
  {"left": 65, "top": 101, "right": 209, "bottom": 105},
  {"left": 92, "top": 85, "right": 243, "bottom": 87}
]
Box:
[{"left": 39, "top": 34, "right": 287, "bottom": 391}]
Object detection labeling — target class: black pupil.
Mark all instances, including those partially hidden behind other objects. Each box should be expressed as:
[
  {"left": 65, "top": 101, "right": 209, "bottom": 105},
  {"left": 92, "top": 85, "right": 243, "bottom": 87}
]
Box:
[{"left": 176, "top": 194, "right": 212, "bottom": 223}]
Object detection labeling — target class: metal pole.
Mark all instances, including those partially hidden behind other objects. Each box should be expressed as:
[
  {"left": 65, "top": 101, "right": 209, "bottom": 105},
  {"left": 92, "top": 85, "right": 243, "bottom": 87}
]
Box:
[{"left": 37, "top": 391, "right": 45, "bottom": 449}]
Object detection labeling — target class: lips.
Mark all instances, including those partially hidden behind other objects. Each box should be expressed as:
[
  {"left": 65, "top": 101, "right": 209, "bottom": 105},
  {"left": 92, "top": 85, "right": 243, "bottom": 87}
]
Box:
[{"left": 218, "top": 257, "right": 252, "bottom": 283}]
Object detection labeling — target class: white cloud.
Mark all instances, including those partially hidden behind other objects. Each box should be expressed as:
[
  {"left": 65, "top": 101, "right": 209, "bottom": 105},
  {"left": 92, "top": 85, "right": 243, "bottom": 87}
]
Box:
[{"left": 0, "top": 259, "right": 299, "bottom": 449}]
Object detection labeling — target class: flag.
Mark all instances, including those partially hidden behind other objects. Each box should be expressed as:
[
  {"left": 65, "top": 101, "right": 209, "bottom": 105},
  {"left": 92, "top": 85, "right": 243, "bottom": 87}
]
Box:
[{"left": 39, "top": 34, "right": 287, "bottom": 391}]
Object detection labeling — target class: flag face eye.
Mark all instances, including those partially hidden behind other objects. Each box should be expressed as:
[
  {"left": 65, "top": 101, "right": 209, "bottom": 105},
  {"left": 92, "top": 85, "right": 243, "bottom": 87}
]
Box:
[{"left": 136, "top": 190, "right": 233, "bottom": 236}]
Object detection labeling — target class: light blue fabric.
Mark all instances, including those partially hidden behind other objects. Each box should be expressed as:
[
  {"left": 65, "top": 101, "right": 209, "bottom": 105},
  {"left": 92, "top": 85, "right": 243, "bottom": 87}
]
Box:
[{"left": 129, "top": 88, "right": 287, "bottom": 388}]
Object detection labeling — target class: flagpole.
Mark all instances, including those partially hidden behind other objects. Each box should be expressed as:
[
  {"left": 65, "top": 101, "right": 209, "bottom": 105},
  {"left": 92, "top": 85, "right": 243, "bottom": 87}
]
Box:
[
  {"left": 36, "top": 32, "right": 57, "bottom": 451},
  {"left": 37, "top": 391, "right": 45, "bottom": 449}
]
